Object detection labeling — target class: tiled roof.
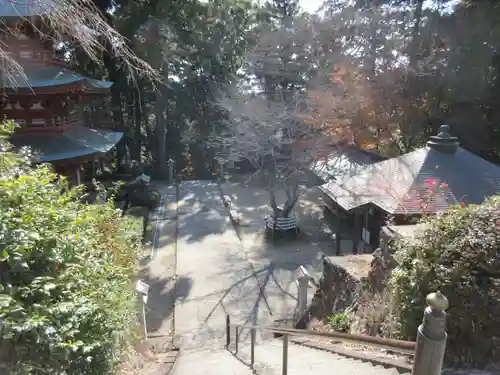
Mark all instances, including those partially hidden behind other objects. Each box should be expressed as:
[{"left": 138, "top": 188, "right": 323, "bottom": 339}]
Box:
[
  {"left": 320, "top": 145, "right": 500, "bottom": 215},
  {"left": 0, "top": 0, "right": 57, "bottom": 17},
  {"left": 0, "top": 65, "right": 113, "bottom": 92},
  {"left": 310, "top": 145, "right": 386, "bottom": 182},
  {"left": 11, "top": 126, "right": 123, "bottom": 162}
]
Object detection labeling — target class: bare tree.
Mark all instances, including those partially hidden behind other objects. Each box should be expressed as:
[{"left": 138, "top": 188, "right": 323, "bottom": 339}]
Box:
[
  {"left": 212, "top": 57, "right": 397, "bottom": 225},
  {"left": 214, "top": 90, "right": 311, "bottom": 220},
  {"left": 0, "top": 0, "right": 160, "bottom": 85}
]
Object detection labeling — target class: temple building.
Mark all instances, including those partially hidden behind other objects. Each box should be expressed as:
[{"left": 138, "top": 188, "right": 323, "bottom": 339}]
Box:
[
  {"left": 0, "top": 0, "right": 123, "bottom": 185},
  {"left": 320, "top": 125, "right": 500, "bottom": 252}
]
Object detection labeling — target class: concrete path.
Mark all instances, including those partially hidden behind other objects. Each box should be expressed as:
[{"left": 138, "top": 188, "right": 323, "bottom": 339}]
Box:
[
  {"left": 174, "top": 181, "right": 272, "bottom": 353},
  {"left": 219, "top": 182, "right": 320, "bottom": 320}
]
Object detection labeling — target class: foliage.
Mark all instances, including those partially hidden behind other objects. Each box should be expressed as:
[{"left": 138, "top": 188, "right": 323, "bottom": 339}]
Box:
[
  {"left": 327, "top": 312, "right": 351, "bottom": 333},
  {"left": 0, "top": 124, "right": 143, "bottom": 374},
  {"left": 388, "top": 197, "right": 500, "bottom": 368}
]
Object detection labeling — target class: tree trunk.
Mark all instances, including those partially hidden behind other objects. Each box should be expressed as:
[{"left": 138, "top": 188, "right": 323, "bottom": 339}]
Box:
[
  {"left": 281, "top": 189, "right": 299, "bottom": 217},
  {"left": 155, "top": 86, "right": 168, "bottom": 179},
  {"left": 111, "top": 82, "right": 127, "bottom": 171},
  {"left": 409, "top": 0, "right": 424, "bottom": 70},
  {"left": 133, "top": 86, "right": 143, "bottom": 162},
  {"left": 268, "top": 188, "right": 280, "bottom": 218}
]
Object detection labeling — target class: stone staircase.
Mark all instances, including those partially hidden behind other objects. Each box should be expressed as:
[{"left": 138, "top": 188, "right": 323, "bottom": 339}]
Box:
[
  {"left": 247, "top": 339, "right": 410, "bottom": 375},
  {"left": 172, "top": 338, "right": 410, "bottom": 375}
]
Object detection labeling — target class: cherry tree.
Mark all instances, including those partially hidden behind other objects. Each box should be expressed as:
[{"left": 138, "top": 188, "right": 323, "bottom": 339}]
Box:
[
  {"left": 214, "top": 90, "right": 317, "bottom": 220},
  {"left": 213, "top": 63, "right": 388, "bottom": 223}
]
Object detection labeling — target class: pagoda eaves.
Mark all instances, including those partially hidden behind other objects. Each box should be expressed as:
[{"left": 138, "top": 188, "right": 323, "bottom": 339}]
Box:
[{"left": 0, "top": 0, "right": 123, "bottom": 185}]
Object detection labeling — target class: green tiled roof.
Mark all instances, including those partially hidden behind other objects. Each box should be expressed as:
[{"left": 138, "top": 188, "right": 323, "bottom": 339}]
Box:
[
  {"left": 0, "top": 65, "right": 113, "bottom": 92},
  {"left": 0, "top": 0, "right": 57, "bottom": 17},
  {"left": 10, "top": 126, "right": 123, "bottom": 162}
]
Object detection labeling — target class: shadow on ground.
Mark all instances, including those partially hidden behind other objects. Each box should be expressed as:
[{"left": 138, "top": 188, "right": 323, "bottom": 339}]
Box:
[
  {"left": 138, "top": 269, "right": 193, "bottom": 334},
  {"left": 219, "top": 178, "right": 369, "bottom": 321},
  {"left": 153, "top": 180, "right": 236, "bottom": 249}
]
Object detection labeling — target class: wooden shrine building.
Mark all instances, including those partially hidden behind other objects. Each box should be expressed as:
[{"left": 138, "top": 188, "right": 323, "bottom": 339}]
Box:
[
  {"left": 320, "top": 125, "right": 500, "bottom": 252},
  {"left": 0, "top": 0, "right": 123, "bottom": 185}
]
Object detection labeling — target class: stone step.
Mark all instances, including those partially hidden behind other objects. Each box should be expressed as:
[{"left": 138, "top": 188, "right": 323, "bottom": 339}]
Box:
[
  {"left": 173, "top": 349, "right": 254, "bottom": 375},
  {"left": 234, "top": 339, "right": 410, "bottom": 375}
]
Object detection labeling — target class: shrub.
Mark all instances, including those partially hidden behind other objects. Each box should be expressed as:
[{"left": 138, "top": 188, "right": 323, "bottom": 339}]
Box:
[
  {"left": 0, "top": 122, "right": 143, "bottom": 374},
  {"left": 327, "top": 313, "right": 351, "bottom": 333},
  {"left": 347, "top": 291, "right": 398, "bottom": 337},
  {"left": 388, "top": 197, "right": 500, "bottom": 368}
]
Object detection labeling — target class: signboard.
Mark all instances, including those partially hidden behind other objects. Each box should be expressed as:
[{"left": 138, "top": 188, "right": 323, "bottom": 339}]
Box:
[{"left": 135, "top": 280, "right": 149, "bottom": 304}]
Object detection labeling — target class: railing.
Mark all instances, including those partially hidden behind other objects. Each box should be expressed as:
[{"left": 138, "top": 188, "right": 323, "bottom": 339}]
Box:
[
  {"left": 225, "top": 291, "right": 449, "bottom": 375},
  {"left": 225, "top": 315, "right": 414, "bottom": 375}
]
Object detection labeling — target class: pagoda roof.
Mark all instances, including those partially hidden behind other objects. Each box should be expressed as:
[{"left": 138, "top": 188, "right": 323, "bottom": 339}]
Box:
[
  {"left": 10, "top": 126, "right": 123, "bottom": 162},
  {"left": 0, "top": 0, "right": 57, "bottom": 17},
  {"left": 0, "top": 65, "right": 113, "bottom": 93},
  {"left": 319, "top": 125, "right": 500, "bottom": 215}
]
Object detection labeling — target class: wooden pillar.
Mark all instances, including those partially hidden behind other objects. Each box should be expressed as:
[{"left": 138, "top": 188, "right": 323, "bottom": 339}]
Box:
[
  {"left": 335, "top": 211, "right": 341, "bottom": 256},
  {"left": 352, "top": 212, "right": 360, "bottom": 254}
]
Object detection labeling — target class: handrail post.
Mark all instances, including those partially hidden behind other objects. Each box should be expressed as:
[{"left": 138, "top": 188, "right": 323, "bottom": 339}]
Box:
[
  {"left": 226, "top": 315, "right": 230, "bottom": 348},
  {"left": 235, "top": 327, "right": 239, "bottom": 354},
  {"left": 282, "top": 334, "right": 288, "bottom": 375},
  {"left": 412, "top": 291, "right": 448, "bottom": 375},
  {"left": 250, "top": 327, "right": 256, "bottom": 366}
]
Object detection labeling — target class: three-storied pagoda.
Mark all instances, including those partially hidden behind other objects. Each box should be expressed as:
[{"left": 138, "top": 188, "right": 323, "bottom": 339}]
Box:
[{"left": 0, "top": 0, "right": 123, "bottom": 185}]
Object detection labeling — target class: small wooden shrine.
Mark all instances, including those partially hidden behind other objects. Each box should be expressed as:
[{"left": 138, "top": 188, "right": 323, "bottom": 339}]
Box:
[
  {"left": 320, "top": 125, "right": 500, "bottom": 252},
  {"left": 0, "top": 0, "right": 123, "bottom": 185}
]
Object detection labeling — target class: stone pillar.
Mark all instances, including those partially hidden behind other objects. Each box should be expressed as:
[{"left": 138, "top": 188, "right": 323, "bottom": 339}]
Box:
[
  {"left": 296, "top": 278, "right": 309, "bottom": 320},
  {"left": 293, "top": 266, "right": 314, "bottom": 324},
  {"left": 167, "top": 159, "right": 174, "bottom": 184},
  {"left": 412, "top": 291, "right": 448, "bottom": 375},
  {"left": 219, "top": 160, "right": 225, "bottom": 182},
  {"left": 322, "top": 256, "right": 334, "bottom": 315}
]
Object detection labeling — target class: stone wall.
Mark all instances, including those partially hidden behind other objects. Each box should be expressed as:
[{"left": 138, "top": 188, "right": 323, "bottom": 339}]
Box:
[
  {"left": 307, "top": 249, "right": 397, "bottom": 329},
  {"left": 308, "top": 256, "right": 360, "bottom": 321}
]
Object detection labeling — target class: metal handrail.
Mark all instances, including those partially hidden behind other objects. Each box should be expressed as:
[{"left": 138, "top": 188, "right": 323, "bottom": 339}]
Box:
[{"left": 225, "top": 315, "right": 416, "bottom": 375}]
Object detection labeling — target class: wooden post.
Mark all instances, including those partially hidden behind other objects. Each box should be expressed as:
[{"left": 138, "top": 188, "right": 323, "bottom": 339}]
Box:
[
  {"left": 335, "top": 210, "right": 341, "bottom": 256},
  {"left": 352, "top": 212, "right": 360, "bottom": 254}
]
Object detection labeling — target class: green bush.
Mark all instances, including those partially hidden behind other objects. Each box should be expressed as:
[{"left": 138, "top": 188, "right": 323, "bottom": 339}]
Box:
[
  {"left": 388, "top": 197, "right": 500, "bottom": 368},
  {"left": 327, "top": 313, "right": 351, "bottom": 333},
  {"left": 0, "top": 122, "right": 143, "bottom": 374}
]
